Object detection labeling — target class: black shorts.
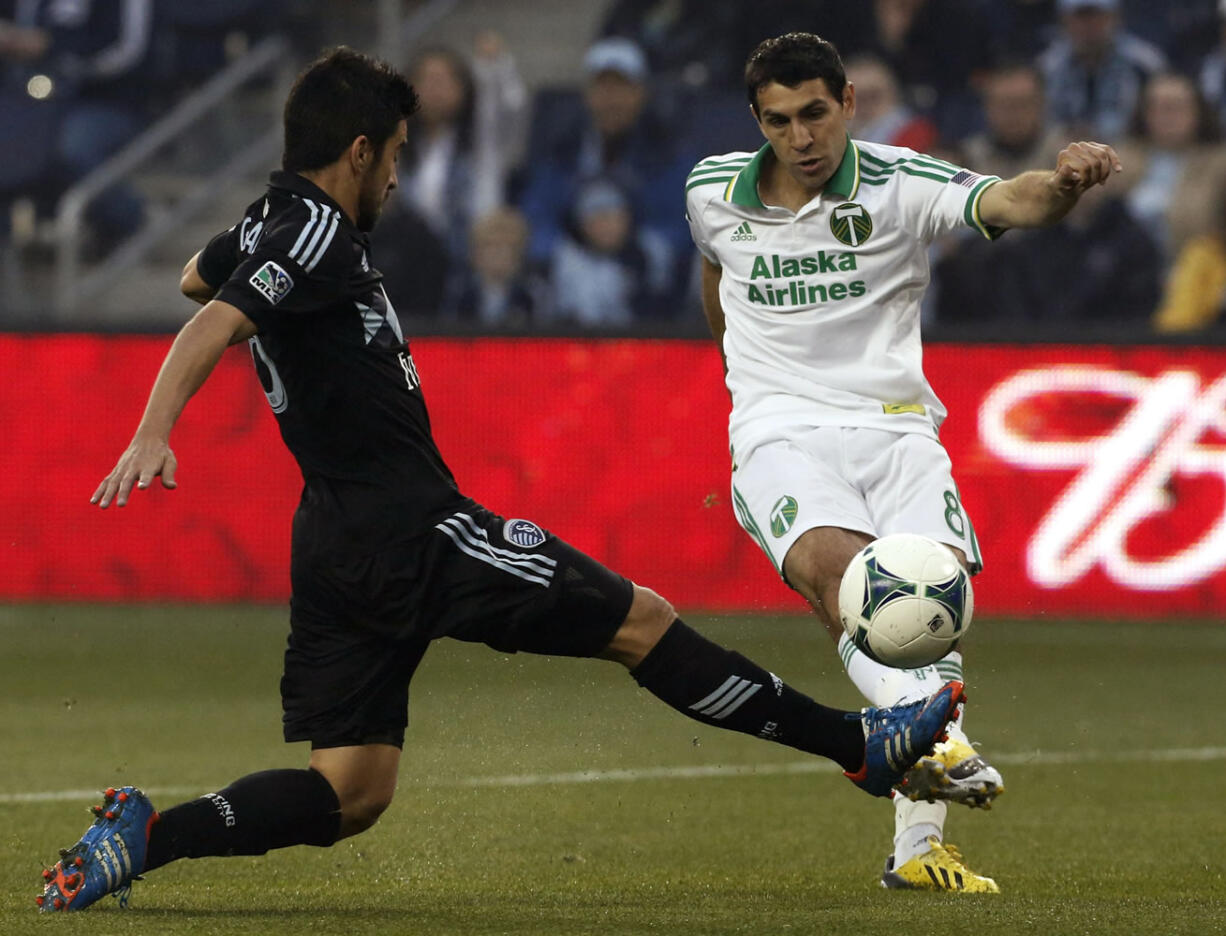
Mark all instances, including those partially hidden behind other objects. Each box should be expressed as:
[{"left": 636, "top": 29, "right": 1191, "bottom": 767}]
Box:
[{"left": 281, "top": 501, "right": 634, "bottom": 749}]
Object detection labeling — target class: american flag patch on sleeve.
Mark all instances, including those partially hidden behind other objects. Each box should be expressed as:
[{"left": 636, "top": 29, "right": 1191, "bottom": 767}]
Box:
[{"left": 950, "top": 169, "right": 983, "bottom": 188}]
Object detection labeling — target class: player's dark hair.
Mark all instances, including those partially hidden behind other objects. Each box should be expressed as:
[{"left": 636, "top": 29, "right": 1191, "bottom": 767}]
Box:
[
  {"left": 282, "top": 47, "right": 419, "bottom": 173},
  {"left": 744, "top": 32, "right": 845, "bottom": 114}
]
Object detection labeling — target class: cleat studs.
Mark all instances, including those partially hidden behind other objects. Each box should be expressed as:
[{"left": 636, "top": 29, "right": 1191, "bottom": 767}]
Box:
[
  {"left": 42, "top": 869, "right": 53, "bottom": 880},
  {"left": 35, "top": 896, "right": 45, "bottom": 907},
  {"left": 117, "top": 791, "right": 129, "bottom": 803},
  {"left": 92, "top": 805, "right": 103, "bottom": 816},
  {"left": 73, "top": 857, "right": 84, "bottom": 868},
  {"left": 104, "top": 810, "right": 116, "bottom": 820},
  {"left": 53, "top": 898, "right": 64, "bottom": 909},
  {"left": 104, "top": 787, "right": 116, "bottom": 799}
]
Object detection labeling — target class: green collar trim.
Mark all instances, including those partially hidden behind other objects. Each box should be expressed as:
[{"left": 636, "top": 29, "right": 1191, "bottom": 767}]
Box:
[
  {"left": 826, "top": 136, "right": 860, "bottom": 200},
  {"left": 726, "top": 136, "right": 860, "bottom": 207},
  {"left": 726, "top": 144, "right": 770, "bottom": 208}
]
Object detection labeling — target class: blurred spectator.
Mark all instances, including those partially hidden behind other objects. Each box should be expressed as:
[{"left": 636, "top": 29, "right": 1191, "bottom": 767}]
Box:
[
  {"left": 738, "top": 1, "right": 875, "bottom": 53},
  {"left": 149, "top": 0, "right": 287, "bottom": 94},
  {"left": 518, "top": 37, "right": 696, "bottom": 266},
  {"left": 1152, "top": 188, "right": 1226, "bottom": 333},
  {"left": 367, "top": 198, "right": 450, "bottom": 319},
  {"left": 597, "top": 0, "right": 886, "bottom": 92},
  {"left": 980, "top": 0, "right": 1061, "bottom": 60},
  {"left": 598, "top": 0, "right": 743, "bottom": 90},
  {"left": 836, "top": 0, "right": 993, "bottom": 140},
  {"left": 373, "top": 37, "right": 526, "bottom": 316},
  {"left": 1120, "top": 0, "right": 1218, "bottom": 70},
  {"left": 1116, "top": 72, "right": 1226, "bottom": 260},
  {"left": 445, "top": 207, "right": 549, "bottom": 326},
  {"left": 470, "top": 31, "right": 529, "bottom": 208},
  {"left": 1037, "top": 0, "right": 1166, "bottom": 141},
  {"left": 1, "top": 0, "right": 155, "bottom": 245},
  {"left": 959, "top": 61, "right": 1068, "bottom": 180},
  {"left": 935, "top": 182, "right": 1161, "bottom": 326},
  {"left": 1152, "top": 174, "right": 1226, "bottom": 332},
  {"left": 404, "top": 41, "right": 524, "bottom": 260},
  {"left": 545, "top": 177, "right": 674, "bottom": 327},
  {"left": 845, "top": 53, "right": 937, "bottom": 151}
]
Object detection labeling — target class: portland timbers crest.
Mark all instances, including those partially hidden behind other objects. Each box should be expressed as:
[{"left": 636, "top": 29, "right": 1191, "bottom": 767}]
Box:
[
  {"left": 830, "top": 202, "right": 873, "bottom": 247},
  {"left": 769, "top": 496, "right": 798, "bottom": 538}
]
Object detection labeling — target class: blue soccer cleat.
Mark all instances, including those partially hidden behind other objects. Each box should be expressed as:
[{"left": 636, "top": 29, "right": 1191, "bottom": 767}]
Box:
[
  {"left": 37, "top": 786, "right": 157, "bottom": 912},
  {"left": 844, "top": 681, "right": 965, "bottom": 797}
]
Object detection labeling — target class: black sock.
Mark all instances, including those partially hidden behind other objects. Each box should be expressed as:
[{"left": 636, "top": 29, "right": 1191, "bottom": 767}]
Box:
[
  {"left": 143, "top": 768, "right": 341, "bottom": 872},
  {"left": 631, "top": 620, "right": 865, "bottom": 772}
]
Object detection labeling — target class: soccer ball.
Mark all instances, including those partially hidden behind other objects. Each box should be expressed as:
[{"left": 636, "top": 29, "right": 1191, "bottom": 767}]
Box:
[{"left": 837, "top": 534, "right": 973, "bottom": 668}]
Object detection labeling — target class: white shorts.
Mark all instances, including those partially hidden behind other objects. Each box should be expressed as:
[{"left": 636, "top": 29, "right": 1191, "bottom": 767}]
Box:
[{"left": 729, "top": 427, "right": 982, "bottom": 580}]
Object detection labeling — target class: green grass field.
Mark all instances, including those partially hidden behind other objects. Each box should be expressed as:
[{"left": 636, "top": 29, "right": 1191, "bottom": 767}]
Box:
[{"left": 3, "top": 605, "right": 1224, "bottom": 935}]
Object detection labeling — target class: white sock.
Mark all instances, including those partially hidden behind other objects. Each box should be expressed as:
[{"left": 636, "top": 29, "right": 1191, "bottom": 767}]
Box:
[
  {"left": 839, "top": 636, "right": 970, "bottom": 851},
  {"left": 893, "top": 795, "right": 947, "bottom": 864},
  {"left": 838, "top": 633, "right": 963, "bottom": 707}
]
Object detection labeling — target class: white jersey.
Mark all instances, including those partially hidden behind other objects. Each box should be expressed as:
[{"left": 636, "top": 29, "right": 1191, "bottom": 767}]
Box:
[{"left": 686, "top": 137, "right": 1001, "bottom": 462}]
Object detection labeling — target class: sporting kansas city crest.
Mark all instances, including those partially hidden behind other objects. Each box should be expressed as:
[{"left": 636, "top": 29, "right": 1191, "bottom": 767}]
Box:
[
  {"left": 829, "top": 203, "right": 873, "bottom": 247},
  {"left": 503, "top": 519, "right": 547, "bottom": 548}
]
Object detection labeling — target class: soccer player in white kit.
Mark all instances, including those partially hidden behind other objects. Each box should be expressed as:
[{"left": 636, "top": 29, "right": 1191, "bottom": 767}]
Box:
[{"left": 687, "top": 32, "right": 1122, "bottom": 893}]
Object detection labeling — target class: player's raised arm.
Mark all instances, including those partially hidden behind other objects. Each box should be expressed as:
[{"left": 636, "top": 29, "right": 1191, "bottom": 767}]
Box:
[
  {"left": 91, "top": 300, "right": 256, "bottom": 508},
  {"left": 978, "top": 141, "right": 1123, "bottom": 230}
]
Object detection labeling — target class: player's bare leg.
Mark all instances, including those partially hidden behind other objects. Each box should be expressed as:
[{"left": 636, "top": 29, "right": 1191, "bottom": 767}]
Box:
[
  {"left": 782, "top": 526, "right": 1001, "bottom": 891},
  {"left": 782, "top": 525, "right": 874, "bottom": 639},
  {"left": 310, "top": 744, "right": 401, "bottom": 839},
  {"left": 598, "top": 583, "right": 677, "bottom": 667}
]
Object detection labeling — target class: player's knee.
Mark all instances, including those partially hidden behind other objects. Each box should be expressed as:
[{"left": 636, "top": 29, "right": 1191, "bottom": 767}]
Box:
[
  {"left": 600, "top": 585, "right": 676, "bottom": 668},
  {"left": 626, "top": 584, "right": 676, "bottom": 635},
  {"left": 339, "top": 790, "right": 394, "bottom": 837},
  {"left": 782, "top": 554, "right": 835, "bottom": 612}
]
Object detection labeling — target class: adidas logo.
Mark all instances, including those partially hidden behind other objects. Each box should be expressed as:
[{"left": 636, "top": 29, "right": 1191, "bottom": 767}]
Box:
[{"left": 730, "top": 221, "right": 756, "bottom": 242}]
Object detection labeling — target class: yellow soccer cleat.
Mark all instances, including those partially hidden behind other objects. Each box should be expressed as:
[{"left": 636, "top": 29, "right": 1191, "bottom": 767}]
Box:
[
  {"left": 881, "top": 837, "right": 1000, "bottom": 893},
  {"left": 902, "top": 737, "right": 1004, "bottom": 808}
]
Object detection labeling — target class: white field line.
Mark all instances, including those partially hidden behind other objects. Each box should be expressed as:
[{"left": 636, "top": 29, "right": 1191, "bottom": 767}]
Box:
[
  {"left": 5, "top": 746, "right": 1225, "bottom": 803},
  {"left": 456, "top": 745, "right": 1226, "bottom": 788}
]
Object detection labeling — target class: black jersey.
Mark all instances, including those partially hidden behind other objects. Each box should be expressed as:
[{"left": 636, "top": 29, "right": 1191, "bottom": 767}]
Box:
[{"left": 198, "top": 171, "right": 464, "bottom": 545}]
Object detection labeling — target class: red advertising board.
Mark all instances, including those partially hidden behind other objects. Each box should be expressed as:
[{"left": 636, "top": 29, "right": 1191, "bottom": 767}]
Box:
[{"left": 2, "top": 335, "right": 1224, "bottom": 617}]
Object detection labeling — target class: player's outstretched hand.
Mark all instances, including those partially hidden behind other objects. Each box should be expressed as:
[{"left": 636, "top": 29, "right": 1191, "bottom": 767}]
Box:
[
  {"left": 1054, "top": 142, "right": 1122, "bottom": 195},
  {"left": 91, "top": 437, "right": 177, "bottom": 508}
]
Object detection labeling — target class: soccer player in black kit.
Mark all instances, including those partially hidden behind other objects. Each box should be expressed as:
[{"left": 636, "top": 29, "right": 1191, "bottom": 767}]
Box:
[{"left": 37, "top": 48, "right": 964, "bottom": 913}]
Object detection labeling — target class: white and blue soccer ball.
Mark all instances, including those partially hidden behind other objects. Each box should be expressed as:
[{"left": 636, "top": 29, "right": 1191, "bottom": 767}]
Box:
[{"left": 837, "top": 533, "right": 973, "bottom": 669}]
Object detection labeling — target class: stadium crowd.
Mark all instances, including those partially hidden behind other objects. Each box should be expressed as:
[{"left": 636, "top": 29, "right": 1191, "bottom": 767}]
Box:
[
  {"left": 6, "top": 0, "right": 1226, "bottom": 335},
  {"left": 0, "top": 0, "right": 294, "bottom": 247},
  {"left": 380, "top": 0, "right": 1226, "bottom": 335}
]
